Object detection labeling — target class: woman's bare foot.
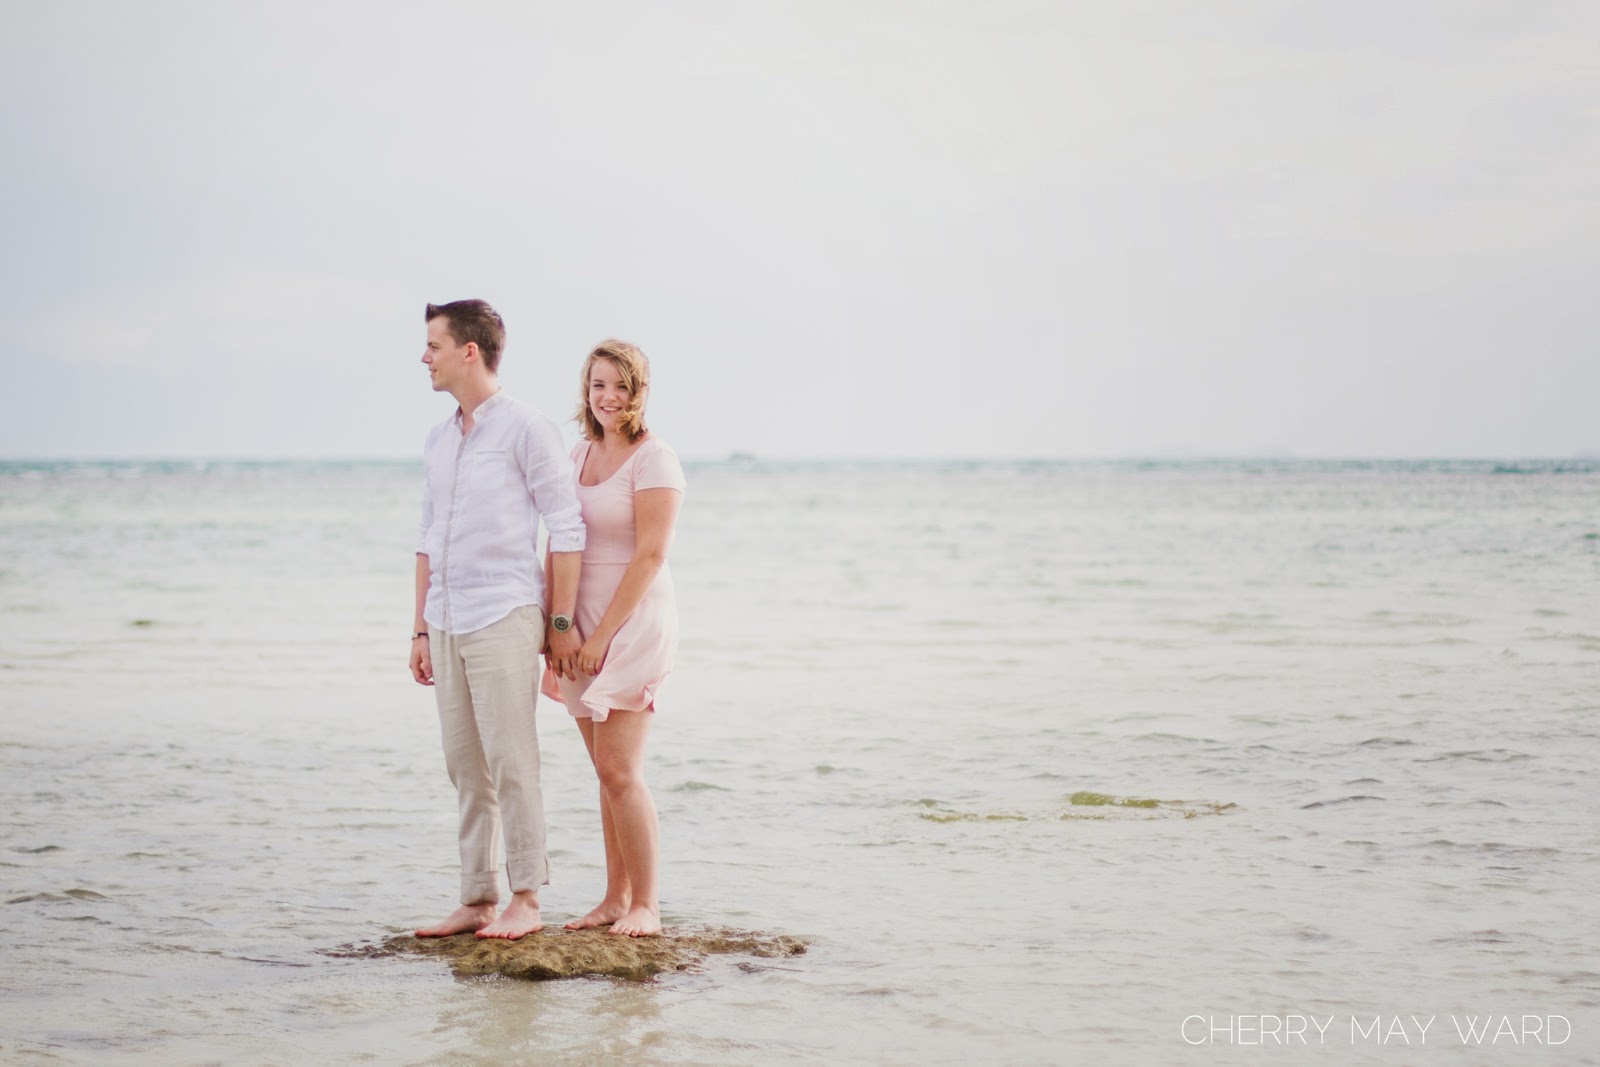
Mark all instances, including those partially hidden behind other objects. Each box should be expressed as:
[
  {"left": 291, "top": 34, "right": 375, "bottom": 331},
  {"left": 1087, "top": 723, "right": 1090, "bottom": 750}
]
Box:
[
  {"left": 564, "top": 898, "right": 631, "bottom": 930},
  {"left": 415, "top": 903, "right": 496, "bottom": 938},
  {"left": 477, "top": 891, "right": 542, "bottom": 940},
  {"left": 608, "top": 905, "right": 661, "bottom": 938}
]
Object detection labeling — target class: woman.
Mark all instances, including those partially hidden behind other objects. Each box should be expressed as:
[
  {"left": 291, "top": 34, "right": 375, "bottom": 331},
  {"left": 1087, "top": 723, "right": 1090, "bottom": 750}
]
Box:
[{"left": 542, "top": 340, "right": 685, "bottom": 937}]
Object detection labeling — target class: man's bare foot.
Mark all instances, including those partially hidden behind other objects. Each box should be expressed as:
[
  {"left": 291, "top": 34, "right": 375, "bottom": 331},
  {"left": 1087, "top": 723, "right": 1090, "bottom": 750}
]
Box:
[
  {"left": 564, "top": 899, "right": 631, "bottom": 930},
  {"left": 415, "top": 903, "right": 496, "bottom": 938},
  {"left": 477, "top": 891, "right": 542, "bottom": 940},
  {"left": 608, "top": 905, "right": 661, "bottom": 938}
]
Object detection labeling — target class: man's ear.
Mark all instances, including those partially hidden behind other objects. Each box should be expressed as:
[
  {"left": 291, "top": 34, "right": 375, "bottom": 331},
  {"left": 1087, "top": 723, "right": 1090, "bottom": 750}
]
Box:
[{"left": 463, "top": 342, "right": 480, "bottom": 364}]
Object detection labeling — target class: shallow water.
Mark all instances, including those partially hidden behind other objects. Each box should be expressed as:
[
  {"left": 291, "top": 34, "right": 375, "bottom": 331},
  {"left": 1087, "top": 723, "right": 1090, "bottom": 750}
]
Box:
[{"left": 2, "top": 459, "right": 1598, "bottom": 1064}]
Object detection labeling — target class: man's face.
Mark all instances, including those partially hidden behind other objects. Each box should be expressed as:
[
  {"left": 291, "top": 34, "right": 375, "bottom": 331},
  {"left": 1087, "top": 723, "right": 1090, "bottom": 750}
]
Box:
[{"left": 421, "top": 317, "right": 470, "bottom": 393}]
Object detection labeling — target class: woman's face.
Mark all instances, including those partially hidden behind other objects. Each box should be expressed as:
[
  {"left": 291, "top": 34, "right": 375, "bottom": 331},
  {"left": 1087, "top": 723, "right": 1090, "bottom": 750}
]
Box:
[{"left": 587, "top": 357, "right": 632, "bottom": 435}]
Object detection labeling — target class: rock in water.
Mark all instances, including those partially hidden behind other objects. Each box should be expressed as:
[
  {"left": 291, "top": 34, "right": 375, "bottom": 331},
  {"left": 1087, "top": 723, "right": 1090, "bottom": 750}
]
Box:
[{"left": 328, "top": 926, "right": 808, "bottom": 982}]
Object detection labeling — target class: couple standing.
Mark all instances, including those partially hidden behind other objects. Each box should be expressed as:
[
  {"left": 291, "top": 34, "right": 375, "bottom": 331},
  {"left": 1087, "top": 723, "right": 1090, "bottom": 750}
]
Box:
[{"left": 407, "top": 299, "right": 684, "bottom": 940}]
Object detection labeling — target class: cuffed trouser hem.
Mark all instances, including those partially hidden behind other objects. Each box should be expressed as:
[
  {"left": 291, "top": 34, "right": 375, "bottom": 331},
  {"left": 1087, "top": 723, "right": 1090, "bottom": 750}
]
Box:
[
  {"left": 506, "top": 846, "right": 550, "bottom": 896},
  {"left": 460, "top": 872, "right": 501, "bottom": 907}
]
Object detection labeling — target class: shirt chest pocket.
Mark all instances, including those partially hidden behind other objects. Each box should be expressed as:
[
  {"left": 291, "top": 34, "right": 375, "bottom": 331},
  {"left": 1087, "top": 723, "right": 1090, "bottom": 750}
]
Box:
[{"left": 467, "top": 448, "right": 510, "bottom": 491}]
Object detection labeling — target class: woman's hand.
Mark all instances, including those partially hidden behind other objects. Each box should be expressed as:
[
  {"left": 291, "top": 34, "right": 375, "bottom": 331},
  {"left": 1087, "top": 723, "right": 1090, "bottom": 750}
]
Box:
[{"left": 577, "top": 633, "right": 612, "bottom": 676}]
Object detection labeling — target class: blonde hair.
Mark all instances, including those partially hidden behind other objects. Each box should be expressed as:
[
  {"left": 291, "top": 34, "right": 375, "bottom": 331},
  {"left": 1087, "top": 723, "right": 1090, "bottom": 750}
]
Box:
[{"left": 576, "top": 340, "right": 650, "bottom": 443}]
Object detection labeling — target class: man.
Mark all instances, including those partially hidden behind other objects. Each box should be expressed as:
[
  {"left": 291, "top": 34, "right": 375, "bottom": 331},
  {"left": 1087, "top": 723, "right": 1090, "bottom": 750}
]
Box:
[{"left": 409, "top": 299, "right": 585, "bottom": 939}]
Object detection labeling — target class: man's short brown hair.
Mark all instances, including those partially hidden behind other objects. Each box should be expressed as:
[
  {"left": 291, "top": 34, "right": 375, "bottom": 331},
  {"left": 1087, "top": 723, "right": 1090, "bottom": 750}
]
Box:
[{"left": 425, "top": 300, "right": 506, "bottom": 374}]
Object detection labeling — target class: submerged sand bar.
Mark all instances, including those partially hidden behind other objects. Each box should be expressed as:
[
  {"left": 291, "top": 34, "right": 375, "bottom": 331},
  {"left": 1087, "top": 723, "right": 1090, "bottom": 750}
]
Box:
[{"left": 330, "top": 926, "right": 808, "bottom": 982}]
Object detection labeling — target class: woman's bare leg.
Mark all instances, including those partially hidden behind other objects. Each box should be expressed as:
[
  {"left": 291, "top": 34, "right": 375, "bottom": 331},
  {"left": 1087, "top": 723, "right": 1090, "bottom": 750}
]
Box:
[
  {"left": 565, "top": 716, "right": 634, "bottom": 929},
  {"left": 592, "top": 709, "right": 660, "bottom": 936}
]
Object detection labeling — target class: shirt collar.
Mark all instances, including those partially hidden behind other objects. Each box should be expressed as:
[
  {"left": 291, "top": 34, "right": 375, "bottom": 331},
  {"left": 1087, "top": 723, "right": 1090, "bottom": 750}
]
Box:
[{"left": 454, "top": 388, "right": 507, "bottom": 429}]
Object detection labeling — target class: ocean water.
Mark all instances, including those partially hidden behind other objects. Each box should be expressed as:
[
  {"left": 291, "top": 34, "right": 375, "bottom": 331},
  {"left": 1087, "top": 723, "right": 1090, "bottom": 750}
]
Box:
[{"left": 1, "top": 458, "right": 1597, "bottom": 1065}]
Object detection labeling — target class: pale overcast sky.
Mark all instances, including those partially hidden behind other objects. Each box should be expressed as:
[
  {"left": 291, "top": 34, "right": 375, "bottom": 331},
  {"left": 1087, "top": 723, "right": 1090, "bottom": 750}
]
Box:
[{"left": 2, "top": 0, "right": 1596, "bottom": 460}]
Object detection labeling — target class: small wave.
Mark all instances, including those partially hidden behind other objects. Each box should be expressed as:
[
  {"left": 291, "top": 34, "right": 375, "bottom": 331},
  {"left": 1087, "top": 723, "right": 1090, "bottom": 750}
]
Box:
[
  {"left": 1556, "top": 971, "right": 1600, "bottom": 988},
  {"left": 1300, "top": 795, "right": 1385, "bottom": 809},
  {"left": 12, "top": 844, "right": 63, "bottom": 854},
  {"left": 1431, "top": 929, "right": 1548, "bottom": 945},
  {"left": 1530, "top": 631, "right": 1600, "bottom": 648},
  {"left": 1418, "top": 750, "right": 1532, "bottom": 763},
  {"left": 1365, "top": 610, "right": 1472, "bottom": 628},
  {"left": 1419, "top": 840, "right": 1562, "bottom": 858},
  {"left": 1132, "top": 732, "right": 1220, "bottom": 745},
  {"left": 1357, "top": 737, "right": 1414, "bottom": 748},
  {"left": 672, "top": 781, "right": 732, "bottom": 792}
]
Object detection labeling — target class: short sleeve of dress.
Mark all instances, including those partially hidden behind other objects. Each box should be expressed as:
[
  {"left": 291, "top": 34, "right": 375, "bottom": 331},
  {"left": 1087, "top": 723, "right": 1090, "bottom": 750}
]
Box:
[{"left": 634, "top": 439, "right": 687, "bottom": 492}]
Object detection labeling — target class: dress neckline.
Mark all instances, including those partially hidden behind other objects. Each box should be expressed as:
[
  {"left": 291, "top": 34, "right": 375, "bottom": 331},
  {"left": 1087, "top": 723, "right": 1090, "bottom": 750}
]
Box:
[{"left": 577, "top": 438, "right": 652, "bottom": 488}]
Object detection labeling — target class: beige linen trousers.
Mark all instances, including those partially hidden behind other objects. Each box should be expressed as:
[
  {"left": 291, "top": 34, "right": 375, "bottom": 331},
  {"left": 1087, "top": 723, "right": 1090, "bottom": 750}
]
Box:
[{"left": 428, "top": 604, "right": 548, "bottom": 904}]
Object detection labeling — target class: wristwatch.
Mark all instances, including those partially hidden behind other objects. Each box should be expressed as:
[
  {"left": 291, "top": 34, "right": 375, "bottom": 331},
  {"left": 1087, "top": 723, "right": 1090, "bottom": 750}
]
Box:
[{"left": 551, "top": 614, "right": 574, "bottom": 633}]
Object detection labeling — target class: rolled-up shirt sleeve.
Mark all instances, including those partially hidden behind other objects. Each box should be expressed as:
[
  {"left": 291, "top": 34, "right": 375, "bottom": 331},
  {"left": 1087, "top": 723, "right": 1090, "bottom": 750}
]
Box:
[{"left": 522, "top": 417, "right": 586, "bottom": 553}]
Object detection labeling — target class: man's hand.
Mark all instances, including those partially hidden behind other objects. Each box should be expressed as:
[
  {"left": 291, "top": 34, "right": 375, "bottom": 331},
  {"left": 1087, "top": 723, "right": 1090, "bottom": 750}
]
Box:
[
  {"left": 410, "top": 635, "right": 434, "bottom": 685},
  {"left": 545, "top": 626, "right": 581, "bottom": 681}
]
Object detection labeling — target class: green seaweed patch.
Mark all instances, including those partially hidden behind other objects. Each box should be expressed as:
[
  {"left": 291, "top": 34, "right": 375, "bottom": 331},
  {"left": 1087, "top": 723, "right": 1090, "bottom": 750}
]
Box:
[
  {"left": 918, "top": 810, "right": 1029, "bottom": 823},
  {"left": 1059, "top": 794, "right": 1237, "bottom": 821},
  {"left": 1068, "top": 791, "right": 1158, "bottom": 808},
  {"left": 914, "top": 796, "right": 1235, "bottom": 825}
]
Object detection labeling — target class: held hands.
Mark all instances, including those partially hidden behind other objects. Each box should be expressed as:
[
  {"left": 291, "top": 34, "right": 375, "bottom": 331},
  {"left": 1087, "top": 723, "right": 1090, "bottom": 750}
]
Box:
[
  {"left": 409, "top": 635, "right": 433, "bottom": 686},
  {"left": 545, "top": 625, "right": 583, "bottom": 681}
]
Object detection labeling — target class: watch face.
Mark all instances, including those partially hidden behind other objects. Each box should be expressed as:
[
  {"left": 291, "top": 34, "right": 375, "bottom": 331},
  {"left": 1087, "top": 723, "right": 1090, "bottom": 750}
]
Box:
[{"left": 553, "top": 615, "right": 572, "bottom": 632}]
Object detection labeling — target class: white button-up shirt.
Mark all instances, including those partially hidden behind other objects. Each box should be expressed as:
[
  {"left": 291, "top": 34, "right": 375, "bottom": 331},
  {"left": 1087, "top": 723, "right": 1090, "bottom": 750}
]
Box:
[{"left": 417, "top": 391, "right": 585, "bottom": 635}]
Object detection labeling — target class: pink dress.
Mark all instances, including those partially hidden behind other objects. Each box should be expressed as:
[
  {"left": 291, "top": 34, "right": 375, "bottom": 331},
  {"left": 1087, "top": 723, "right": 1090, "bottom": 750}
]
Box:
[{"left": 541, "top": 436, "right": 686, "bottom": 722}]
